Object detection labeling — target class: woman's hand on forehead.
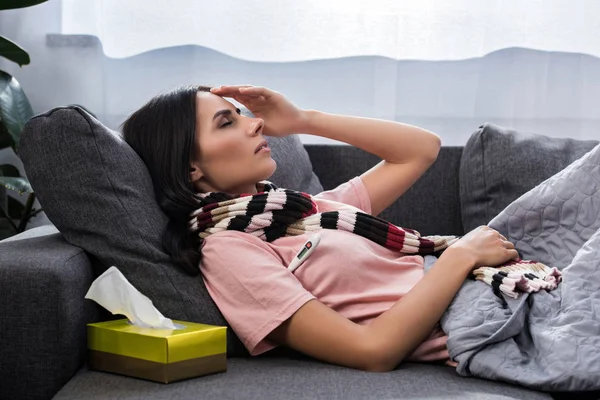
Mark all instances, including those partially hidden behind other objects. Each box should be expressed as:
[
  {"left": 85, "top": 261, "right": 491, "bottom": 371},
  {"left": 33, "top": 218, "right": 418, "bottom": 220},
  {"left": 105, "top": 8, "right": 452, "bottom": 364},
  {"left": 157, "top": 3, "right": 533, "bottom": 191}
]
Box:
[{"left": 210, "top": 85, "right": 307, "bottom": 137}]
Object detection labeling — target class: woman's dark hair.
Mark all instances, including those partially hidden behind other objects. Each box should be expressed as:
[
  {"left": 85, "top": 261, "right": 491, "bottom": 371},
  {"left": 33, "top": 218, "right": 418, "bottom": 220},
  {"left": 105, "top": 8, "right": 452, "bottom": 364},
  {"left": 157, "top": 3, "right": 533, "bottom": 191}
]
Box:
[{"left": 121, "top": 85, "right": 212, "bottom": 276}]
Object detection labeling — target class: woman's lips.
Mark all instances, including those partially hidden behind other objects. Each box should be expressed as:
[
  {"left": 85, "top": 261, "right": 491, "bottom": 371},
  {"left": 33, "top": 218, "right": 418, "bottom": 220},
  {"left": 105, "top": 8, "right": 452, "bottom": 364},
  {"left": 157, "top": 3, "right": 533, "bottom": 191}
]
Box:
[
  {"left": 254, "top": 140, "right": 269, "bottom": 153},
  {"left": 256, "top": 146, "right": 271, "bottom": 154}
]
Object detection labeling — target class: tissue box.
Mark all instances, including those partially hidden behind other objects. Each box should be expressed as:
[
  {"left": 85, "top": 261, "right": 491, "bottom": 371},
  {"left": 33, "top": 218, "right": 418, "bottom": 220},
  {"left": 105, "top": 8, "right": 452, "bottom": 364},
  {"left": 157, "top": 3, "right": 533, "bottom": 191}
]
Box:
[{"left": 87, "top": 319, "right": 227, "bottom": 383}]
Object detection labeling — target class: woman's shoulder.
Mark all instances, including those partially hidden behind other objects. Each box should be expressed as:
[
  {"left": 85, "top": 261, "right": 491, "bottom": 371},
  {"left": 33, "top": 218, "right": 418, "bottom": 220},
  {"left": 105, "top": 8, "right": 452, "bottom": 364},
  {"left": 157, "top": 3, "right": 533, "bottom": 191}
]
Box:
[
  {"left": 203, "top": 230, "right": 254, "bottom": 240},
  {"left": 313, "top": 176, "right": 371, "bottom": 214},
  {"left": 201, "top": 230, "right": 281, "bottom": 259},
  {"left": 202, "top": 230, "right": 269, "bottom": 244}
]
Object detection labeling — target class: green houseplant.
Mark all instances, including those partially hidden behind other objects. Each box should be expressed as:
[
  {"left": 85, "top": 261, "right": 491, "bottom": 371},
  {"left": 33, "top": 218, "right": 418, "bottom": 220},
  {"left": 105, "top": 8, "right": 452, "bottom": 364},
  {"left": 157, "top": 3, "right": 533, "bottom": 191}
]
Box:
[{"left": 0, "top": 0, "right": 48, "bottom": 239}]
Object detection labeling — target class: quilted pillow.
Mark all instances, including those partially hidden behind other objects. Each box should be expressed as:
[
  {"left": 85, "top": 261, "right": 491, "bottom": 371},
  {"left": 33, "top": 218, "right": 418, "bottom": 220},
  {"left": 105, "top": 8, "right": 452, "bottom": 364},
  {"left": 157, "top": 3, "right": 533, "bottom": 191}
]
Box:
[
  {"left": 19, "top": 105, "right": 322, "bottom": 357},
  {"left": 460, "top": 123, "right": 599, "bottom": 233}
]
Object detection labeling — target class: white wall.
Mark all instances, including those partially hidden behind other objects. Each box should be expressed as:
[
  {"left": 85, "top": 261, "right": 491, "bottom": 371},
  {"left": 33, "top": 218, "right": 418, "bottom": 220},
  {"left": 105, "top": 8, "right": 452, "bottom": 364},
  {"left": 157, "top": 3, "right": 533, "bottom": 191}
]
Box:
[{"left": 2, "top": 0, "right": 600, "bottom": 229}]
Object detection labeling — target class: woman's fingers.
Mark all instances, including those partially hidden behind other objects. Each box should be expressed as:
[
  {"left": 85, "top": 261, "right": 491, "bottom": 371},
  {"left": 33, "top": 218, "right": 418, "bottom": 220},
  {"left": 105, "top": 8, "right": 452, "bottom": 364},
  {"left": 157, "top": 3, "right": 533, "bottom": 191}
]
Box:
[
  {"left": 233, "top": 95, "right": 268, "bottom": 108},
  {"left": 211, "top": 85, "right": 274, "bottom": 100},
  {"left": 426, "top": 325, "right": 445, "bottom": 340},
  {"left": 487, "top": 227, "right": 506, "bottom": 241},
  {"left": 500, "top": 239, "right": 519, "bottom": 260},
  {"left": 211, "top": 85, "right": 252, "bottom": 93},
  {"left": 239, "top": 86, "right": 272, "bottom": 97},
  {"left": 414, "top": 343, "right": 450, "bottom": 361},
  {"left": 210, "top": 86, "right": 251, "bottom": 99},
  {"left": 419, "top": 347, "right": 450, "bottom": 362},
  {"left": 495, "top": 231, "right": 507, "bottom": 241},
  {"left": 211, "top": 85, "right": 265, "bottom": 95},
  {"left": 495, "top": 231, "right": 518, "bottom": 253},
  {"left": 409, "top": 336, "right": 449, "bottom": 361},
  {"left": 238, "top": 95, "right": 267, "bottom": 103}
]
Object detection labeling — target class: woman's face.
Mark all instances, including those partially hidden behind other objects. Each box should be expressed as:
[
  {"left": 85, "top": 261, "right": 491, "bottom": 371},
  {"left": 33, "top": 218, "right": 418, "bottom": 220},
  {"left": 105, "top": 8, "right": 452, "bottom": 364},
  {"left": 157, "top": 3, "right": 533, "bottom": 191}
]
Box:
[{"left": 190, "top": 91, "right": 276, "bottom": 194}]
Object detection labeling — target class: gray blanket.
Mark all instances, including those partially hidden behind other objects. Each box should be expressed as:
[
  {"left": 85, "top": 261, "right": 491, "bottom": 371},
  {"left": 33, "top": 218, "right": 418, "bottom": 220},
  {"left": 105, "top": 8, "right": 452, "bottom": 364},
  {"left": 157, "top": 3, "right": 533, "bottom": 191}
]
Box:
[{"left": 439, "top": 143, "right": 600, "bottom": 392}]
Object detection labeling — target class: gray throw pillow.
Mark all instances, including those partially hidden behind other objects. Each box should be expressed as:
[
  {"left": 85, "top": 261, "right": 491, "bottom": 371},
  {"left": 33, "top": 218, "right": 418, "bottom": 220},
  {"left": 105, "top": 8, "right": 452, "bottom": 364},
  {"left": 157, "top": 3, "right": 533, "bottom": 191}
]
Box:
[
  {"left": 460, "top": 123, "right": 599, "bottom": 233},
  {"left": 19, "top": 105, "right": 322, "bottom": 358}
]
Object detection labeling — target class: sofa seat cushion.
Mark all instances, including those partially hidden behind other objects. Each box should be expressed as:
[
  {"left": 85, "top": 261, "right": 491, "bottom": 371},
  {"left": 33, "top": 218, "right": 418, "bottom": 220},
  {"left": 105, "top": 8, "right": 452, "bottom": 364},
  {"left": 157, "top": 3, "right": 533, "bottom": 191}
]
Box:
[{"left": 53, "top": 358, "right": 551, "bottom": 400}]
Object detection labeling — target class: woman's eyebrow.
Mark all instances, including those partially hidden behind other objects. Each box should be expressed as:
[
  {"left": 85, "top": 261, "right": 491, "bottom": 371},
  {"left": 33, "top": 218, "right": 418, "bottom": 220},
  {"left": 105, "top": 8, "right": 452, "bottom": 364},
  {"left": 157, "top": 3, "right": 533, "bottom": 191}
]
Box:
[
  {"left": 212, "top": 109, "right": 232, "bottom": 121},
  {"left": 212, "top": 107, "right": 242, "bottom": 121}
]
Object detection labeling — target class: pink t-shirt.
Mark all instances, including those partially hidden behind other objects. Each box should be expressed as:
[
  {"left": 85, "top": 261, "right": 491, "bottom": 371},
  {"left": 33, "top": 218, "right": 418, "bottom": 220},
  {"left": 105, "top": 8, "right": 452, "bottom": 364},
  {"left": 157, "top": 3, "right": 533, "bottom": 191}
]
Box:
[{"left": 200, "top": 176, "right": 434, "bottom": 356}]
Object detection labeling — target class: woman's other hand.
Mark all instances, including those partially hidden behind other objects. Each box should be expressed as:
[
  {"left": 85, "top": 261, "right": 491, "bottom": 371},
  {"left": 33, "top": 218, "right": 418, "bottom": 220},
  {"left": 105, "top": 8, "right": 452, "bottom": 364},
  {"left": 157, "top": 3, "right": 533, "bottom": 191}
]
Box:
[
  {"left": 406, "top": 326, "right": 448, "bottom": 361},
  {"left": 406, "top": 325, "right": 456, "bottom": 367},
  {"left": 210, "top": 85, "right": 307, "bottom": 137},
  {"left": 449, "top": 225, "right": 520, "bottom": 269}
]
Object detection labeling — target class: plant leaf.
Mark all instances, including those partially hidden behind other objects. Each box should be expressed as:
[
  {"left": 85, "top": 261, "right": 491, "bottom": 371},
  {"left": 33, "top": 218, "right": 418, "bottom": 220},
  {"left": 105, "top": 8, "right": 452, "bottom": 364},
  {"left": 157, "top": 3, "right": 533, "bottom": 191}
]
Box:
[
  {"left": 0, "top": 70, "right": 34, "bottom": 149},
  {"left": 0, "top": 36, "right": 30, "bottom": 66},
  {"left": 0, "top": 164, "right": 21, "bottom": 177},
  {"left": 7, "top": 194, "right": 24, "bottom": 219},
  {"left": 0, "top": 219, "right": 16, "bottom": 240},
  {"left": 0, "top": 120, "right": 13, "bottom": 150},
  {"left": 0, "top": 0, "right": 48, "bottom": 11},
  {"left": 0, "top": 177, "right": 33, "bottom": 194}
]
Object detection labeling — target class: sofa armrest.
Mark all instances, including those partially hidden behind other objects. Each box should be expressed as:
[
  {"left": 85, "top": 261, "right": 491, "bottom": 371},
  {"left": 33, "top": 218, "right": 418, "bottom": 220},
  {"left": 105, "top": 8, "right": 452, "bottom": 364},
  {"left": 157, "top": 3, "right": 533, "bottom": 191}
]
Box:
[{"left": 0, "top": 232, "right": 101, "bottom": 400}]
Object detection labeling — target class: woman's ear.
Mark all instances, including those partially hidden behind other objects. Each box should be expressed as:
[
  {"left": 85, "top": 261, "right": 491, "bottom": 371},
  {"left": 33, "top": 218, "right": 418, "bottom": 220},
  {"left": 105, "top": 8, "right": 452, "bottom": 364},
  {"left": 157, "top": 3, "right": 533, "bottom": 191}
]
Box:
[{"left": 189, "top": 164, "right": 204, "bottom": 183}]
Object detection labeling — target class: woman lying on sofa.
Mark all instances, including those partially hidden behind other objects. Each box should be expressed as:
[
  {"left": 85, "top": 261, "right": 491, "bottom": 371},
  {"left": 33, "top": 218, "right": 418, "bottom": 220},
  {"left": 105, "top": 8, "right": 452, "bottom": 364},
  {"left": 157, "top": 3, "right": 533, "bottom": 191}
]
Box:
[{"left": 121, "top": 85, "right": 520, "bottom": 372}]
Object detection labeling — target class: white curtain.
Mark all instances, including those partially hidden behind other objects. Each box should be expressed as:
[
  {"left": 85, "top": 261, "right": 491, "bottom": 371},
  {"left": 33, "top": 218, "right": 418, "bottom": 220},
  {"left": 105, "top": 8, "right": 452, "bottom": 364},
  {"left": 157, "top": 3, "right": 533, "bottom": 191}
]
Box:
[
  {"left": 2, "top": 0, "right": 596, "bottom": 148},
  {"left": 61, "top": 0, "right": 600, "bottom": 62}
]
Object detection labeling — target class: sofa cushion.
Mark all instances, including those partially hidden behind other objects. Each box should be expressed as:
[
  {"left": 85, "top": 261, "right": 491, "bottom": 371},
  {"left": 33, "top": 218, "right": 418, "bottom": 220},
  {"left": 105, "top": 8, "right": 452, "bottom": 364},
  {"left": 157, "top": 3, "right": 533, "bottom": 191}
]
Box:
[
  {"left": 53, "top": 359, "right": 552, "bottom": 400},
  {"left": 18, "top": 106, "right": 322, "bottom": 358},
  {"left": 459, "top": 123, "right": 599, "bottom": 233},
  {"left": 307, "top": 145, "right": 465, "bottom": 235}
]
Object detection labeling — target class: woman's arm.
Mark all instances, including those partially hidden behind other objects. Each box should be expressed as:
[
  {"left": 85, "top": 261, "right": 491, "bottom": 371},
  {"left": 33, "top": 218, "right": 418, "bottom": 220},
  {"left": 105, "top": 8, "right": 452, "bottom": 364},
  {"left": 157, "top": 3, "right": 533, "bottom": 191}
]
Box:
[
  {"left": 268, "top": 247, "right": 475, "bottom": 372},
  {"left": 300, "top": 110, "right": 440, "bottom": 165},
  {"left": 209, "top": 85, "right": 441, "bottom": 216},
  {"left": 269, "top": 226, "right": 516, "bottom": 372},
  {"left": 299, "top": 110, "right": 441, "bottom": 216}
]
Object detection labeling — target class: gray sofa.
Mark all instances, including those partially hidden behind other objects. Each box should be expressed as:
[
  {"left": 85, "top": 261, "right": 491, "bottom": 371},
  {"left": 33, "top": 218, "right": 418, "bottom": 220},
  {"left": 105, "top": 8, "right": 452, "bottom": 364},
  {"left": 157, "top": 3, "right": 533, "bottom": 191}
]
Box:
[{"left": 1, "top": 106, "right": 598, "bottom": 400}]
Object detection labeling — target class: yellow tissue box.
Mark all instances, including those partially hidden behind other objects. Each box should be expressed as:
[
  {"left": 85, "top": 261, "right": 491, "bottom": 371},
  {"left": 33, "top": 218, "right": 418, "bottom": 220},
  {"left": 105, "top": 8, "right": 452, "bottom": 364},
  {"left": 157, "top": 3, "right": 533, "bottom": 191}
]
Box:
[{"left": 87, "top": 319, "right": 227, "bottom": 383}]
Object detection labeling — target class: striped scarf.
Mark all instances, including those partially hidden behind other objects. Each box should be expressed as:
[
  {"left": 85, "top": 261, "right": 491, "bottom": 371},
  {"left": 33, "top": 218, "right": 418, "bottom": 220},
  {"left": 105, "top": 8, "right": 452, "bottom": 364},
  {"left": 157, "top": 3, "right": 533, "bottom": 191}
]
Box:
[{"left": 189, "top": 181, "right": 561, "bottom": 299}]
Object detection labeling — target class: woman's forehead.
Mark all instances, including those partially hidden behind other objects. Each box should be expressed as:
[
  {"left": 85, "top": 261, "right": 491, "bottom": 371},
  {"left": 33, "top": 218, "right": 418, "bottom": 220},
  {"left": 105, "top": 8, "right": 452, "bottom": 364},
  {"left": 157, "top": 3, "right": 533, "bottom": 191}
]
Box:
[{"left": 196, "top": 92, "right": 234, "bottom": 121}]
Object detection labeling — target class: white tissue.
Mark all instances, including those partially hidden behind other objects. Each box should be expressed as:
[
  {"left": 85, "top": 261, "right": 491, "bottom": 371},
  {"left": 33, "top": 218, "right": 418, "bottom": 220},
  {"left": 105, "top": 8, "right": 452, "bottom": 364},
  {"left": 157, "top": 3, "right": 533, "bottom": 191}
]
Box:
[{"left": 85, "top": 266, "right": 177, "bottom": 330}]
